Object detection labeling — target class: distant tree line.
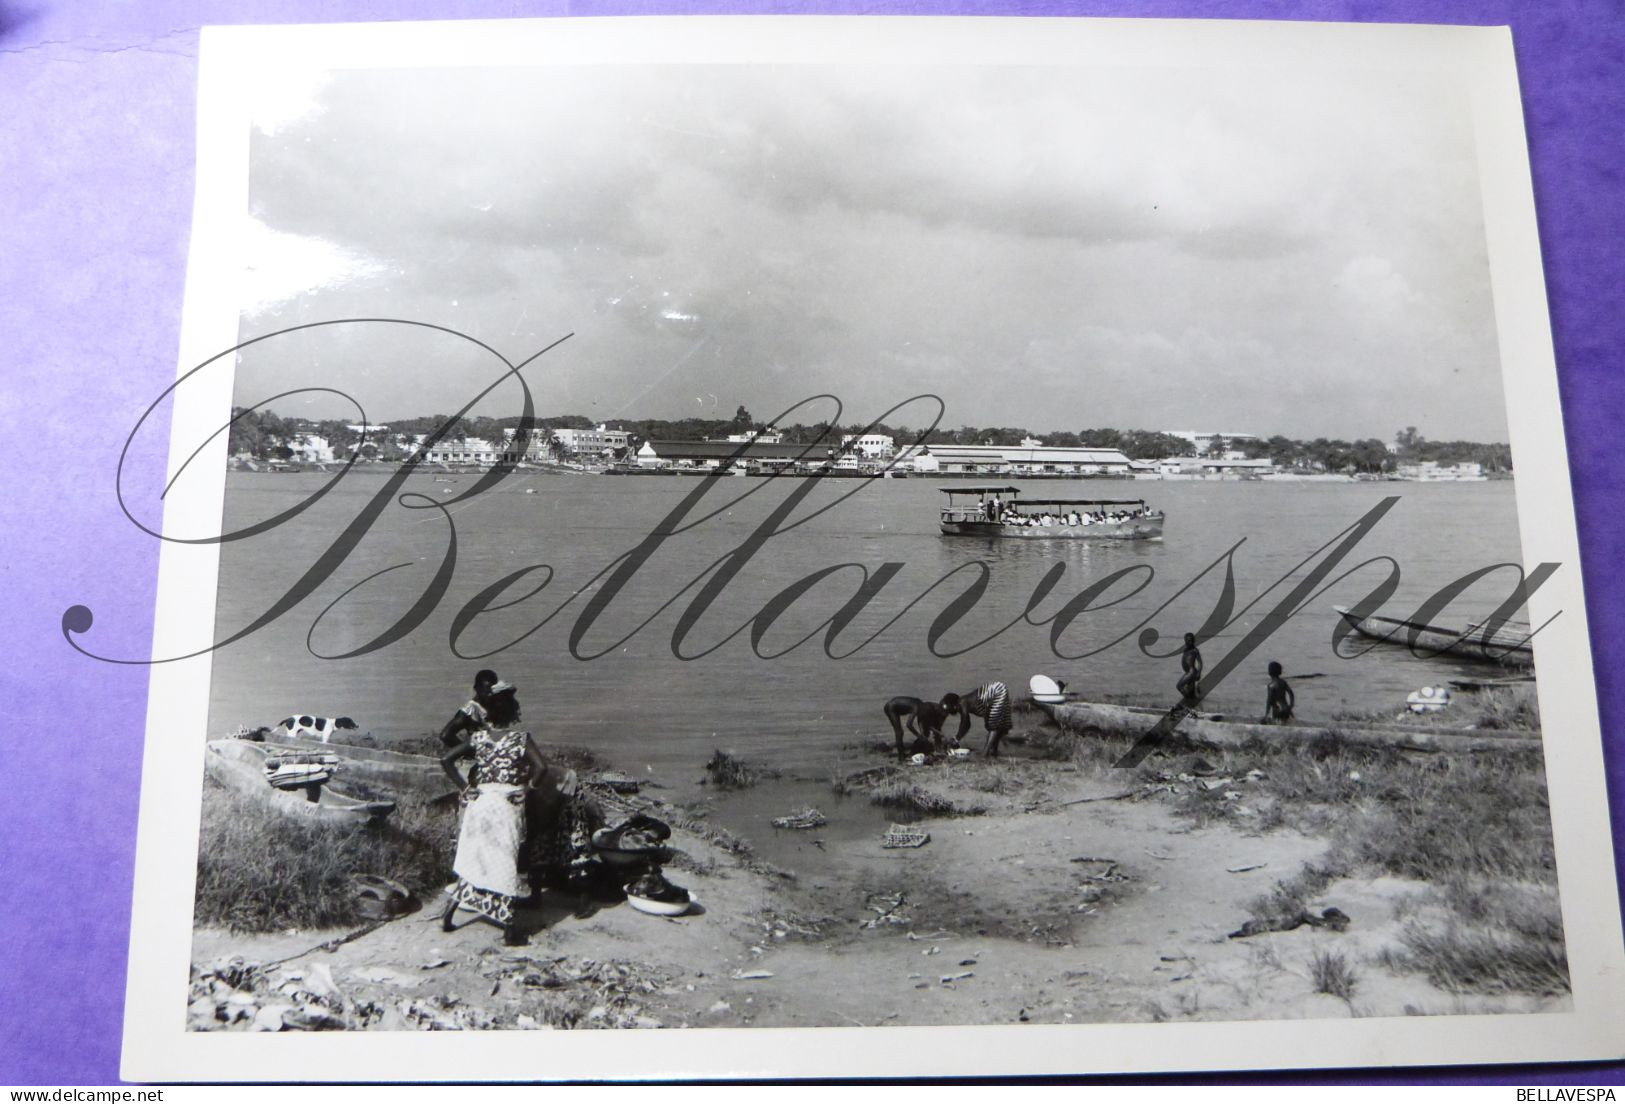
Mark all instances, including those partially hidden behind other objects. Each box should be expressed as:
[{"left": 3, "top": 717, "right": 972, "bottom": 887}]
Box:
[
  {"left": 229, "top": 405, "right": 1511, "bottom": 474},
  {"left": 1389, "top": 425, "right": 1512, "bottom": 472},
  {"left": 228, "top": 407, "right": 299, "bottom": 460}
]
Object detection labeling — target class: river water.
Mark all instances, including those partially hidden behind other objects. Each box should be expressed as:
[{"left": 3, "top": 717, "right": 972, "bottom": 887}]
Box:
[{"left": 205, "top": 471, "right": 1530, "bottom": 781}]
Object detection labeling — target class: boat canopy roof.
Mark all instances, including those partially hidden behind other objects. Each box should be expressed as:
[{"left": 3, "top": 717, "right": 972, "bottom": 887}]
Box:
[
  {"left": 939, "top": 487, "right": 1150, "bottom": 508},
  {"left": 1018, "top": 499, "right": 1148, "bottom": 508}
]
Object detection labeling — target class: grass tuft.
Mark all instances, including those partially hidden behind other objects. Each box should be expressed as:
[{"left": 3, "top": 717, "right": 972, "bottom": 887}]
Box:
[
  {"left": 704, "top": 749, "right": 758, "bottom": 789},
  {"left": 865, "top": 776, "right": 982, "bottom": 817},
  {"left": 193, "top": 780, "right": 455, "bottom": 933},
  {"left": 1390, "top": 920, "right": 1570, "bottom": 996},
  {"left": 1309, "top": 949, "right": 1359, "bottom": 1000},
  {"left": 1471, "top": 687, "right": 1541, "bottom": 731},
  {"left": 1384, "top": 879, "right": 1569, "bottom": 995},
  {"left": 1029, "top": 684, "right": 1567, "bottom": 1001}
]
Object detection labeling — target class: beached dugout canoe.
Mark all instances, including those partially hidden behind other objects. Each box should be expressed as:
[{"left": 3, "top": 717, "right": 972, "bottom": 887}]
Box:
[
  {"left": 256, "top": 733, "right": 443, "bottom": 771},
  {"left": 1040, "top": 699, "right": 1540, "bottom": 754},
  {"left": 1333, "top": 605, "right": 1534, "bottom": 667},
  {"left": 205, "top": 740, "right": 398, "bottom": 825}
]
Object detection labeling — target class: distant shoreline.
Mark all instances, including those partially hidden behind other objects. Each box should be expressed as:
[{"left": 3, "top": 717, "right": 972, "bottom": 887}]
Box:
[{"left": 226, "top": 461, "right": 1508, "bottom": 484}]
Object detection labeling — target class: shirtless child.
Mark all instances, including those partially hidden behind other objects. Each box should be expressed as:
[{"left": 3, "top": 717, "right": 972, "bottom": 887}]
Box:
[
  {"left": 883, "top": 694, "right": 963, "bottom": 761},
  {"left": 1177, "top": 632, "right": 1204, "bottom": 704},
  {"left": 1262, "top": 661, "right": 1295, "bottom": 724}
]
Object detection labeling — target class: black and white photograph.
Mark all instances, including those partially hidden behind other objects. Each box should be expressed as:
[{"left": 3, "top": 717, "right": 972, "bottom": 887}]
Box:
[{"left": 116, "top": 16, "right": 1624, "bottom": 1080}]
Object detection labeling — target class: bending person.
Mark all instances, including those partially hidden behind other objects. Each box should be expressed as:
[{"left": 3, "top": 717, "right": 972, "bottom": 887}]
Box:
[
  {"left": 883, "top": 694, "right": 963, "bottom": 760},
  {"left": 956, "top": 680, "right": 1012, "bottom": 758}
]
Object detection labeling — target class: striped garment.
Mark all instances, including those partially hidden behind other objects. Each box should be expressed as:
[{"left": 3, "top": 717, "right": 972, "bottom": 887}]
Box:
[{"left": 963, "top": 681, "right": 1011, "bottom": 731}]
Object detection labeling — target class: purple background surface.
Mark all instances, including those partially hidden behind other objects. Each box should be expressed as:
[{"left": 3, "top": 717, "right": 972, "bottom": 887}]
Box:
[{"left": 1, "top": 0, "right": 1620, "bottom": 1086}]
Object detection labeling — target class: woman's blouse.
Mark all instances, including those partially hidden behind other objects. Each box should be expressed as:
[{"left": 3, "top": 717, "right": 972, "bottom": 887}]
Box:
[{"left": 471, "top": 727, "right": 531, "bottom": 786}]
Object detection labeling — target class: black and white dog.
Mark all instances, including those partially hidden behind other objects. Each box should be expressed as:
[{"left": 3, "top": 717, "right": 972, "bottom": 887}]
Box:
[{"left": 275, "top": 715, "right": 359, "bottom": 743}]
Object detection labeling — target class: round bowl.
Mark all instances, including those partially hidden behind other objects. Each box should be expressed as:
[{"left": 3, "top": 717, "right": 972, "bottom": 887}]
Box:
[{"left": 625, "top": 890, "right": 692, "bottom": 917}]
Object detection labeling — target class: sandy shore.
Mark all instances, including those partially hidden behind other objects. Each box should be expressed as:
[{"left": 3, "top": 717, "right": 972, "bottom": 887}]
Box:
[{"left": 189, "top": 728, "right": 1567, "bottom": 1032}]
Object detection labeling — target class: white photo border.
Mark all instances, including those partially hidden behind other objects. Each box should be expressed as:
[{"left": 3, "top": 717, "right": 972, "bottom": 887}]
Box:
[{"left": 121, "top": 14, "right": 1625, "bottom": 1081}]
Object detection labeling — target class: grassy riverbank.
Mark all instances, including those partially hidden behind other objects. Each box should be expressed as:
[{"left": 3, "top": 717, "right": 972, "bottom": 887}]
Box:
[{"left": 189, "top": 686, "right": 1564, "bottom": 1031}]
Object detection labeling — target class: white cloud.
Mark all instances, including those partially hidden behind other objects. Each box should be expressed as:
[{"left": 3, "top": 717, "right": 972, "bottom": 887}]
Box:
[
  {"left": 248, "top": 69, "right": 331, "bottom": 137},
  {"left": 1335, "top": 256, "right": 1418, "bottom": 316},
  {"left": 237, "top": 216, "right": 387, "bottom": 315},
  {"left": 229, "top": 64, "right": 1506, "bottom": 440}
]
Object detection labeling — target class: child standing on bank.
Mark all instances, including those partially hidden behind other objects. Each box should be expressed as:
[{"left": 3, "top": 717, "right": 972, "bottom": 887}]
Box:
[
  {"left": 1177, "top": 632, "right": 1204, "bottom": 704},
  {"left": 1262, "top": 661, "right": 1295, "bottom": 724}
]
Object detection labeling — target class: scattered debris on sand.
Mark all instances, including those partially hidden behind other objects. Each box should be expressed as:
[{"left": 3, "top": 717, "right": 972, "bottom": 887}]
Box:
[
  {"left": 1229, "top": 907, "right": 1351, "bottom": 940},
  {"left": 189, "top": 953, "right": 677, "bottom": 1032},
  {"left": 881, "top": 824, "right": 931, "bottom": 849},
  {"left": 860, "top": 892, "right": 912, "bottom": 929},
  {"left": 771, "top": 808, "right": 827, "bottom": 830}
]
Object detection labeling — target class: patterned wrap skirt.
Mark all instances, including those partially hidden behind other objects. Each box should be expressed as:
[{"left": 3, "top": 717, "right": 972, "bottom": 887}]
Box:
[
  {"left": 966, "top": 681, "right": 1011, "bottom": 732},
  {"left": 524, "top": 793, "right": 604, "bottom": 888},
  {"left": 450, "top": 782, "right": 531, "bottom": 925}
]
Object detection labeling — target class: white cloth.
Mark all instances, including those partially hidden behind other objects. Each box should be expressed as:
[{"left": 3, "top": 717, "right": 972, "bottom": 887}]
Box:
[{"left": 451, "top": 782, "right": 530, "bottom": 898}]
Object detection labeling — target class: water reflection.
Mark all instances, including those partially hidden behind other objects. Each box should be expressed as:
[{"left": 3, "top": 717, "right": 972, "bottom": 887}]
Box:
[{"left": 207, "top": 472, "right": 1529, "bottom": 779}]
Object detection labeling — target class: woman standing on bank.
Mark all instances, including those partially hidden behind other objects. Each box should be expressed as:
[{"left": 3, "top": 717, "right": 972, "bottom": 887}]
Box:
[{"left": 439, "top": 681, "right": 547, "bottom": 946}]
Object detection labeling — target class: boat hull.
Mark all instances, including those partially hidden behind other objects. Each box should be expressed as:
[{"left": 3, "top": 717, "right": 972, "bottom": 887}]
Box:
[
  {"left": 1334, "top": 606, "right": 1534, "bottom": 667},
  {"left": 1040, "top": 699, "right": 1539, "bottom": 754},
  {"left": 940, "top": 516, "right": 1163, "bottom": 540},
  {"left": 205, "top": 740, "right": 398, "bottom": 825},
  {"left": 257, "top": 733, "right": 441, "bottom": 772}
]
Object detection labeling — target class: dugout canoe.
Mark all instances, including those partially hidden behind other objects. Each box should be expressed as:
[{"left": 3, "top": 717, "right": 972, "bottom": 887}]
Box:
[
  {"left": 204, "top": 740, "right": 398, "bottom": 825},
  {"left": 256, "top": 733, "right": 442, "bottom": 773},
  {"left": 1040, "top": 699, "right": 1541, "bottom": 754},
  {"left": 1333, "top": 605, "right": 1535, "bottom": 667}
]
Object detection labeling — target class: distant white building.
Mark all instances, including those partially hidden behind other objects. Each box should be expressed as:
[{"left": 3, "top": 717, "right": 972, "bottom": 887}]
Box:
[
  {"left": 1397, "top": 461, "right": 1486, "bottom": 482},
  {"left": 840, "top": 432, "right": 895, "bottom": 458},
  {"left": 638, "top": 440, "right": 807, "bottom": 470},
  {"left": 290, "top": 435, "right": 335, "bottom": 464},
  {"left": 490, "top": 427, "right": 550, "bottom": 464},
  {"left": 426, "top": 437, "right": 497, "bottom": 465},
  {"left": 921, "top": 444, "right": 1134, "bottom": 475},
  {"left": 552, "top": 424, "right": 632, "bottom": 455},
  {"left": 894, "top": 443, "right": 933, "bottom": 471},
  {"left": 1148, "top": 456, "right": 1273, "bottom": 478},
  {"left": 1165, "top": 430, "right": 1258, "bottom": 456},
  {"left": 725, "top": 430, "right": 784, "bottom": 444}
]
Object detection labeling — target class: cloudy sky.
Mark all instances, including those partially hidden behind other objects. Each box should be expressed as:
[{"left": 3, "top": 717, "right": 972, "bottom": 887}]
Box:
[{"left": 234, "top": 60, "right": 1509, "bottom": 442}]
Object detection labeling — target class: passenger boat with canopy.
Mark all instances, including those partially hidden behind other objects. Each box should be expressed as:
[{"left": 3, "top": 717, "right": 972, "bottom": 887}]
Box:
[{"left": 939, "top": 486, "right": 1164, "bottom": 540}]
